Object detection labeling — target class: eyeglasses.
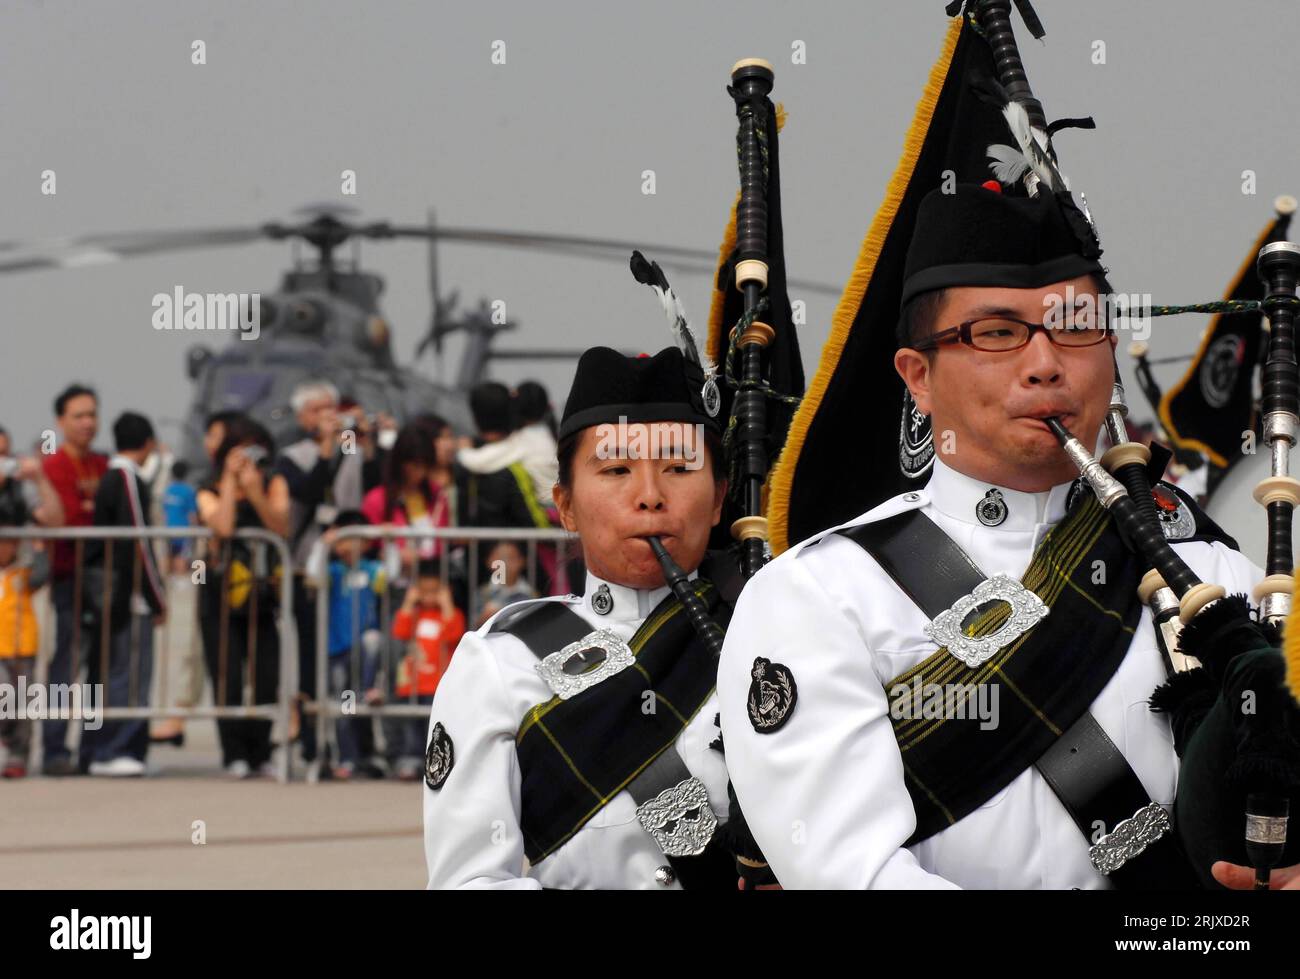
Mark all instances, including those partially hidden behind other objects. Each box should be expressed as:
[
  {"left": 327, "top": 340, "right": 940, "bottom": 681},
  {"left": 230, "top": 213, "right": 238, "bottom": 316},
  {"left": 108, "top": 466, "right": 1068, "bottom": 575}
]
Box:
[{"left": 912, "top": 316, "right": 1113, "bottom": 353}]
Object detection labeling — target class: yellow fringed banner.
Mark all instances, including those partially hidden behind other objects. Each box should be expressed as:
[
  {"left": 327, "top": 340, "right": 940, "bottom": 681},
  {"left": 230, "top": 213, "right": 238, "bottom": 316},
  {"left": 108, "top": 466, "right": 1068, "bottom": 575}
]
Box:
[
  {"left": 1286, "top": 582, "right": 1300, "bottom": 705},
  {"left": 766, "top": 17, "right": 963, "bottom": 555}
]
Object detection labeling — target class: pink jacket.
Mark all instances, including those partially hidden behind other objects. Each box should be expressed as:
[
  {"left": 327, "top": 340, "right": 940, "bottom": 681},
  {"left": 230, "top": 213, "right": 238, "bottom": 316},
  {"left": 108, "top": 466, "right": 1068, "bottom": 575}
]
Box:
[{"left": 360, "top": 482, "right": 451, "bottom": 560}]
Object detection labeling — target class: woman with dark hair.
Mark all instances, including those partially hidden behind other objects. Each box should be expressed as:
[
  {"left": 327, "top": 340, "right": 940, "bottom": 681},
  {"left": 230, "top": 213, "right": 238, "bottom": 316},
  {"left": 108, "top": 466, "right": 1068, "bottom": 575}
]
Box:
[
  {"left": 410, "top": 412, "right": 457, "bottom": 493},
  {"left": 195, "top": 416, "right": 290, "bottom": 778},
  {"left": 361, "top": 419, "right": 458, "bottom": 777},
  {"left": 360, "top": 422, "right": 451, "bottom": 566},
  {"left": 424, "top": 347, "right": 737, "bottom": 889}
]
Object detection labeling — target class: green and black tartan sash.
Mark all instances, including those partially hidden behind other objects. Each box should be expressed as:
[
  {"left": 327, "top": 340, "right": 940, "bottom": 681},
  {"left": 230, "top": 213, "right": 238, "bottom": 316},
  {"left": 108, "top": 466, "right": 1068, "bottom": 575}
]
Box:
[
  {"left": 880, "top": 494, "right": 1146, "bottom": 844},
  {"left": 514, "top": 581, "right": 729, "bottom": 863}
]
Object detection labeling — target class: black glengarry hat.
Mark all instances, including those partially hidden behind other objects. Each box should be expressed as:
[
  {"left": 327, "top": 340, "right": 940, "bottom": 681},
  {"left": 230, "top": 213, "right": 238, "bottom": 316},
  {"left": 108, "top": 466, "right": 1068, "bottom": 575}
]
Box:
[
  {"left": 558, "top": 346, "right": 719, "bottom": 442},
  {"left": 900, "top": 182, "right": 1109, "bottom": 308}
]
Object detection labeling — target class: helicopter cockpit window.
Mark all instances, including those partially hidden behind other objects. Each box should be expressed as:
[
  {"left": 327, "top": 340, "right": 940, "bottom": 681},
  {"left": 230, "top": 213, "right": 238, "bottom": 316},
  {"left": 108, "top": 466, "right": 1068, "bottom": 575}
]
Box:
[{"left": 212, "top": 369, "right": 275, "bottom": 412}]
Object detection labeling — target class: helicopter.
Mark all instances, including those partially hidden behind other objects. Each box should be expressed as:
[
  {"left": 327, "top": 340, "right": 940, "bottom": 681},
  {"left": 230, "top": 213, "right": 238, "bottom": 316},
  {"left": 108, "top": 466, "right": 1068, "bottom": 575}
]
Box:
[{"left": 1, "top": 204, "right": 841, "bottom": 474}]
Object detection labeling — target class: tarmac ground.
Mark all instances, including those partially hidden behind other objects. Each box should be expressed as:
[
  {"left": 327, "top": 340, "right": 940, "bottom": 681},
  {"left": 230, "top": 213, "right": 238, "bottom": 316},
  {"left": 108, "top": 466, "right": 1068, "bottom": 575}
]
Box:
[{"left": 0, "top": 718, "right": 426, "bottom": 889}]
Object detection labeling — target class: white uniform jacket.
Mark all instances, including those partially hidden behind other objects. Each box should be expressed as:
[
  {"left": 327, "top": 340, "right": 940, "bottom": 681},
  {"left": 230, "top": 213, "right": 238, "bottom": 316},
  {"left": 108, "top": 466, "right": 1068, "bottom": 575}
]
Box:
[
  {"left": 718, "top": 456, "right": 1263, "bottom": 889},
  {"left": 424, "top": 572, "right": 730, "bottom": 889}
]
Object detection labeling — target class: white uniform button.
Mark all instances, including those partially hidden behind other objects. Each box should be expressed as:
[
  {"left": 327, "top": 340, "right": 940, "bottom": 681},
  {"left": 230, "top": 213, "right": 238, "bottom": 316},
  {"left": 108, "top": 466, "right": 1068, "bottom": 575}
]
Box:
[
  {"left": 654, "top": 865, "right": 675, "bottom": 886},
  {"left": 903, "top": 492, "right": 921, "bottom": 503}
]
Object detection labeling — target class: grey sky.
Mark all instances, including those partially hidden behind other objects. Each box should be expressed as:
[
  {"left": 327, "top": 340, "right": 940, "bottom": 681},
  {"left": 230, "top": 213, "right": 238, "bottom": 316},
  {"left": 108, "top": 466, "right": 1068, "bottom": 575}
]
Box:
[{"left": 3, "top": 0, "right": 1297, "bottom": 454}]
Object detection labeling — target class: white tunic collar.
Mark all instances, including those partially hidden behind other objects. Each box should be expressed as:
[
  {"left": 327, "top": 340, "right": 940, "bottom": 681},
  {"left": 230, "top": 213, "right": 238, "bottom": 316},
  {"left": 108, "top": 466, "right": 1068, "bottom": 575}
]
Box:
[
  {"left": 925, "top": 455, "right": 1074, "bottom": 534},
  {"left": 582, "top": 569, "right": 695, "bottom": 622}
]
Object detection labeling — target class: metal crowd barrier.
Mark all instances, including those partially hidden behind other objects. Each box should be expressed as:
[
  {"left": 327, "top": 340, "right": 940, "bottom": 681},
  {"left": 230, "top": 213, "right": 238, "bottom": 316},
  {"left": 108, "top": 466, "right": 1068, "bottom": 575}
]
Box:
[
  {"left": 0, "top": 525, "right": 296, "bottom": 782},
  {"left": 306, "top": 525, "right": 579, "bottom": 779}
]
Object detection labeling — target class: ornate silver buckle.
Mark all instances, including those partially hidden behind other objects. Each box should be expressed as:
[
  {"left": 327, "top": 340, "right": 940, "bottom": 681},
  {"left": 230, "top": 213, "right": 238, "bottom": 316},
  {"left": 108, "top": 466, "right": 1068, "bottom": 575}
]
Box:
[
  {"left": 924, "top": 573, "right": 1050, "bottom": 668},
  {"left": 635, "top": 776, "right": 718, "bottom": 857},
  {"left": 535, "top": 629, "right": 634, "bottom": 700},
  {"left": 1088, "top": 802, "right": 1172, "bottom": 875}
]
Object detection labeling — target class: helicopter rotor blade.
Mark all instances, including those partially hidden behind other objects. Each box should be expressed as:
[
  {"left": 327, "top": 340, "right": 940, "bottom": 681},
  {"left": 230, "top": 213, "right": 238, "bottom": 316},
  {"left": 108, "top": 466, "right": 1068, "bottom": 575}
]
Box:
[
  {"left": 373, "top": 225, "right": 842, "bottom": 296},
  {"left": 0, "top": 227, "right": 268, "bottom": 273},
  {"left": 0, "top": 219, "right": 845, "bottom": 296}
]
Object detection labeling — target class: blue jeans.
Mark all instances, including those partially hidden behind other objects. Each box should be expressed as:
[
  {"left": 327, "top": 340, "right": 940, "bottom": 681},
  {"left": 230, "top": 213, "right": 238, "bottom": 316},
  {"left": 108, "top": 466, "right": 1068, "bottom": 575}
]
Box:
[
  {"left": 79, "top": 613, "right": 154, "bottom": 767},
  {"left": 43, "top": 579, "right": 80, "bottom": 762},
  {"left": 328, "top": 648, "right": 378, "bottom": 767}
]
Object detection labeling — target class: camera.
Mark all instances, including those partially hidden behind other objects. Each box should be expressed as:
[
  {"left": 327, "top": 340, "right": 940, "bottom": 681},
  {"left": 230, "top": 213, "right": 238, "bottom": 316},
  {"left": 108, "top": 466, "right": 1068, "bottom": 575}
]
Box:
[{"left": 241, "top": 445, "right": 270, "bottom": 467}]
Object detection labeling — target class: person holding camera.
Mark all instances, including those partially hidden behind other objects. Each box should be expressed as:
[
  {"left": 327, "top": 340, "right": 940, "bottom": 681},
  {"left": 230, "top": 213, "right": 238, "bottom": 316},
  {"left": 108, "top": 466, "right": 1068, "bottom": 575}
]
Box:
[
  {"left": 196, "top": 416, "right": 289, "bottom": 777},
  {"left": 0, "top": 426, "right": 63, "bottom": 530},
  {"left": 274, "top": 381, "right": 367, "bottom": 776}
]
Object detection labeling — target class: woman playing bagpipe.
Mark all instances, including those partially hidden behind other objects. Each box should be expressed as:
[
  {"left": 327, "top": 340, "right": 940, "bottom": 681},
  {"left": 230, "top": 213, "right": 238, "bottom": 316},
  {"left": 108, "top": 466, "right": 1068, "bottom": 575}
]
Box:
[
  {"left": 421, "top": 45, "right": 806, "bottom": 886},
  {"left": 420, "top": 340, "right": 745, "bottom": 888}
]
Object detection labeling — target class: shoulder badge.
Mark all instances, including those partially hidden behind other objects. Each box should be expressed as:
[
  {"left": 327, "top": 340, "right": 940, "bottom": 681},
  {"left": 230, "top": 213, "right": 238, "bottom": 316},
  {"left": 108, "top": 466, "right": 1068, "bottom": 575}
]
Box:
[
  {"left": 425, "top": 722, "right": 455, "bottom": 790},
  {"left": 1151, "top": 483, "right": 1196, "bottom": 541},
  {"left": 747, "top": 657, "right": 798, "bottom": 733},
  {"left": 899, "top": 390, "right": 935, "bottom": 479}
]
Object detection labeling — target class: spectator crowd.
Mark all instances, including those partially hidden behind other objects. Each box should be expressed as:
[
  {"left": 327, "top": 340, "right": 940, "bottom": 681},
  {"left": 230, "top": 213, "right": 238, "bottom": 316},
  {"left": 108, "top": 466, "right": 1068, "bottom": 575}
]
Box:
[{"left": 0, "top": 377, "right": 568, "bottom": 781}]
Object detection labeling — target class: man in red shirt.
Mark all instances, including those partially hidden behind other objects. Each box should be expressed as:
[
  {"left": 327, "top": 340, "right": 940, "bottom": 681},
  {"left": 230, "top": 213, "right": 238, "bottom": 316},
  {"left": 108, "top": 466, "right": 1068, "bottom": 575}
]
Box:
[{"left": 41, "top": 384, "right": 107, "bottom": 775}]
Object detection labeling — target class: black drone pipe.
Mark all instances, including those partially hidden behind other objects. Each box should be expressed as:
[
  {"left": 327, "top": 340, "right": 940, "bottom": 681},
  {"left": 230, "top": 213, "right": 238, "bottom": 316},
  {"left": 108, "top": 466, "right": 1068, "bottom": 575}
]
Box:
[
  {"left": 974, "top": 0, "right": 1048, "bottom": 130},
  {"left": 727, "top": 58, "right": 778, "bottom": 580},
  {"left": 1253, "top": 241, "right": 1300, "bottom": 625}
]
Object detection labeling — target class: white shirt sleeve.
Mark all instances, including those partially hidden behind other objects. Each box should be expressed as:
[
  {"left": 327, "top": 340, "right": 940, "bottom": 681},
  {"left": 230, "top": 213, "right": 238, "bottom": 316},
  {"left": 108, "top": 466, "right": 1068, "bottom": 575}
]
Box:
[
  {"left": 423, "top": 629, "right": 541, "bottom": 890},
  {"left": 455, "top": 433, "right": 523, "bottom": 476},
  {"left": 717, "top": 545, "right": 960, "bottom": 890}
]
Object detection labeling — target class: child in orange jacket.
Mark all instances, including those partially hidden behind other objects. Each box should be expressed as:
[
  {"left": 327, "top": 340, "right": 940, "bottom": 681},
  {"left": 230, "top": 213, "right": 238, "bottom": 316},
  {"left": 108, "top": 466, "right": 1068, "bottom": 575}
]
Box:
[
  {"left": 388, "top": 562, "right": 465, "bottom": 780},
  {"left": 0, "top": 535, "right": 47, "bottom": 778}
]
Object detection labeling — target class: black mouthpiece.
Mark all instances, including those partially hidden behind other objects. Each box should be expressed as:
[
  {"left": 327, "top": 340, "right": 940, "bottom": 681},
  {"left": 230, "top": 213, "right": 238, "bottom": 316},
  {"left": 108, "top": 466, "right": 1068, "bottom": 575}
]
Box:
[{"left": 1043, "top": 416, "right": 1070, "bottom": 440}]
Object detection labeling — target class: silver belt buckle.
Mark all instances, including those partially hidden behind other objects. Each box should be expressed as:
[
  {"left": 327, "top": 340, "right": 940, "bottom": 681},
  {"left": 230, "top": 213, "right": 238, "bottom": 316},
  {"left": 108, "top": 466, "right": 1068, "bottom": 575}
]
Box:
[
  {"left": 635, "top": 776, "right": 718, "bottom": 857},
  {"left": 924, "top": 573, "right": 1050, "bottom": 668},
  {"left": 535, "top": 629, "right": 635, "bottom": 700},
  {"left": 1088, "top": 802, "right": 1172, "bottom": 875}
]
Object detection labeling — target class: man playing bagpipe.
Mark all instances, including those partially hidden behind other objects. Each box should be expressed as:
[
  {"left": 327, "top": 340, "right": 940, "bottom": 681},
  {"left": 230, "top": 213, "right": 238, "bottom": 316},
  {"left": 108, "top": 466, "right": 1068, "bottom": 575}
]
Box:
[
  {"left": 717, "top": 182, "right": 1270, "bottom": 889},
  {"left": 713, "top": 0, "right": 1300, "bottom": 893}
]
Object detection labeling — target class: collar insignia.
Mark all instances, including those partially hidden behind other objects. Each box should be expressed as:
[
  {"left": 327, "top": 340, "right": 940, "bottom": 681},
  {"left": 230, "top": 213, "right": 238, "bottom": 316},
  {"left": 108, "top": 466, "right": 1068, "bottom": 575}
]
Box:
[
  {"left": 591, "top": 583, "right": 614, "bottom": 616},
  {"left": 976, "top": 488, "right": 1009, "bottom": 527}
]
